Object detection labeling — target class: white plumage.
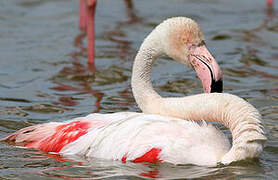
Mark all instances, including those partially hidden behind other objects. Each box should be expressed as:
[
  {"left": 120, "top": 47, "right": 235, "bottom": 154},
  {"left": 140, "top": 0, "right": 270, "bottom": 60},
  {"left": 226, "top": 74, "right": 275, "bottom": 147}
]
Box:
[
  {"left": 61, "top": 112, "right": 230, "bottom": 166},
  {"left": 2, "top": 17, "right": 266, "bottom": 166}
]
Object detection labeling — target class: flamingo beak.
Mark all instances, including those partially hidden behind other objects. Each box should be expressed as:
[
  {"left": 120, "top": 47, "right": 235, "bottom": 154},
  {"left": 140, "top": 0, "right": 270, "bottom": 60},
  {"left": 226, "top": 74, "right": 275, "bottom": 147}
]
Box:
[{"left": 188, "top": 45, "right": 223, "bottom": 93}]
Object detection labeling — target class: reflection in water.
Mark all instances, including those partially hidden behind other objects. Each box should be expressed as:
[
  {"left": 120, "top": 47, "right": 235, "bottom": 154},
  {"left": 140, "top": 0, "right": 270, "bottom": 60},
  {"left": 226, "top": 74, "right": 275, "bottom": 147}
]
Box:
[
  {"left": 0, "top": 0, "right": 278, "bottom": 179},
  {"left": 79, "top": 0, "right": 140, "bottom": 65},
  {"left": 139, "top": 163, "right": 160, "bottom": 178},
  {"left": 123, "top": 0, "right": 142, "bottom": 23},
  {"left": 37, "top": 159, "right": 82, "bottom": 179},
  {"left": 51, "top": 0, "right": 141, "bottom": 113},
  {"left": 34, "top": 154, "right": 265, "bottom": 179},
  {"left": 105, "top": 0, "right": 142, "bottom": 60},
  {"left": 36, "top": 155, "right": 218, "bottom": 179},
  {"left": 115, "top": 88, "right": 134, "bottom": 107},
  {"left": 51, "top": 32, "right": 103, "bottom": 113},
  {"left": 240, "top": 6, "right": 278, "bottom": 93}
]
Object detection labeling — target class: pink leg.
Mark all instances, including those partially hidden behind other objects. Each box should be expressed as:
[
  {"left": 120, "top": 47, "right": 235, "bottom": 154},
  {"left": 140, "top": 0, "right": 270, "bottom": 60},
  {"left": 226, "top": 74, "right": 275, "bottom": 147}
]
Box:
[
  {"left": 79, "top": 0, "right": 87, "bottom": 31},
  {"left": 87, "top": 0, "right": 97, "bottom": 64},
  {"left": 267, "top": 0, "right": 273, "bottom": 8}
]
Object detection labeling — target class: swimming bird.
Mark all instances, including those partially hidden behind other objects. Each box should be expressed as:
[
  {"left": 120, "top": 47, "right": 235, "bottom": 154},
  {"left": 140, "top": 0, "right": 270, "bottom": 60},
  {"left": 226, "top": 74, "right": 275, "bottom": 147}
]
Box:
[{"left": 2, "top": 17, "right": 266, "bottom": 166}]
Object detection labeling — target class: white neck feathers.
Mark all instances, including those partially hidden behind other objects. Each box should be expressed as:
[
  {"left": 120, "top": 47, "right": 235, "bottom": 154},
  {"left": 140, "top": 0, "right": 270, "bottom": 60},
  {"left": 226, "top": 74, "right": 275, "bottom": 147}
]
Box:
[
  {"left": 131, "top": 17, "right": 266, "bottom": 164},
  {"left": 158, "top": 93, "right": 266, "bottom": 164}
]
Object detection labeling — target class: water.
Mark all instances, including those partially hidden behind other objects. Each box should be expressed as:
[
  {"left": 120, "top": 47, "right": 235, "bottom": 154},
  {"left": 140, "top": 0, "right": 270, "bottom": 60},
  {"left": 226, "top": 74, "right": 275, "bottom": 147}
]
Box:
[{"left": 0, "top": 0, "right": 277, "bottom": 179}]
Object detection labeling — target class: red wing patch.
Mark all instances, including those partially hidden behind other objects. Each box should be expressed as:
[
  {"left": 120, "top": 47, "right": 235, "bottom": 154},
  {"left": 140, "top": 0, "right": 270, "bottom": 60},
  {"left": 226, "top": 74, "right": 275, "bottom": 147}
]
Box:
[
  {"left": 133, "top": 148, "right": 162, "bottom": 163},
  {"left": 122, "top": 148, "right": 162, "bottom": 163},
  {"left": 35, "top": 121, "right": 90, "bottom": 152},
  {"left": 122, "top": 155, "right": 127, "bottom": 163}
]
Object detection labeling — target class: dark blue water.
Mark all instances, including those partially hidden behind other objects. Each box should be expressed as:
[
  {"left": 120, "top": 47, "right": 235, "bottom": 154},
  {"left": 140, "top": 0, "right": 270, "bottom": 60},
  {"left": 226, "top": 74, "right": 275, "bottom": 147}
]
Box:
[{"left": 0, "top": 0, "right": 277, "bottom": 179}]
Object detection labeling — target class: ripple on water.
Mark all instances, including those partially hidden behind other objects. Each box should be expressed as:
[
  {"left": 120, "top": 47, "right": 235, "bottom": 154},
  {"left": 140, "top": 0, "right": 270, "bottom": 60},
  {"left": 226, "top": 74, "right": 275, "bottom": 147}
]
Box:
[{"left": 0, "top": 0, "right": 278, "bottom": 179}]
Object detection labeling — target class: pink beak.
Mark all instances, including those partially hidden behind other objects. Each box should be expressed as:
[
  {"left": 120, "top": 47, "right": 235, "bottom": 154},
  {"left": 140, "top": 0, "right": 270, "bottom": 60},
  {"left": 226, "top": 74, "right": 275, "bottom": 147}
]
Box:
[{"left": 189, "top": 45, "right": 223, "bottom": 93}]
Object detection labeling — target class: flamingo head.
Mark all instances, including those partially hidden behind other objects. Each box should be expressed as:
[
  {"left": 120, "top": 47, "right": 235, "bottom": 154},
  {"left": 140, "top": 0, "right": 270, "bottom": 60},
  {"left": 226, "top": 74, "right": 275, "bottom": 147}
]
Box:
[{"left": 161, "top": 17, "right": 223, "bottom": 93}]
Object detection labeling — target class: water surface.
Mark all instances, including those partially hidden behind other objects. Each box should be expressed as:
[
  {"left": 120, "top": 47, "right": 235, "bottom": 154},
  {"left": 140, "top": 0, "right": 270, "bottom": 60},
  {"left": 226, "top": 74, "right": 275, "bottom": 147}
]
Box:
[{"left": 0, "top": 0, "right": 278, "bottom": 179}]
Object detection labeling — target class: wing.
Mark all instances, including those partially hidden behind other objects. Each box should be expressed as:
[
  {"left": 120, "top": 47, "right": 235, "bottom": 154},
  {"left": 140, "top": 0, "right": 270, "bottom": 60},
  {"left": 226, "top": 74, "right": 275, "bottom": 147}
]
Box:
[
  {"left": 2, "top": 112, "right": 230, "bottom": 165},
  {"left": 61, "top": 113, "right": 230, "bottom": 165},
  {"left": 2, "top": 112, "right": 138, "bottom": 152}
]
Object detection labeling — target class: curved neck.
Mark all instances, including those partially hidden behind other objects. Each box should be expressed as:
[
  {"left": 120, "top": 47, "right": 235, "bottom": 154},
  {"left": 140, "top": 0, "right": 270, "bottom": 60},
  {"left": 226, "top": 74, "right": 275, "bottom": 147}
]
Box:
[
  {"left": 131, "top": 24, "right": 266, "bottom": 164},
  {"left": 154, "top": 93, "right": 267, "bottom": 164},
  {"left": 131, "top": 31, "right": 164, "bottom": 113}
]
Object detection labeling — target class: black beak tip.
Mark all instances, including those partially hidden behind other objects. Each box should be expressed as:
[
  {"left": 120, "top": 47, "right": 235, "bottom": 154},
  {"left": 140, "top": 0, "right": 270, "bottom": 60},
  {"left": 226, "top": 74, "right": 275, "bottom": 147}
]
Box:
[{"left": 210, "top": 79, "right": 223, "bottom": 93}]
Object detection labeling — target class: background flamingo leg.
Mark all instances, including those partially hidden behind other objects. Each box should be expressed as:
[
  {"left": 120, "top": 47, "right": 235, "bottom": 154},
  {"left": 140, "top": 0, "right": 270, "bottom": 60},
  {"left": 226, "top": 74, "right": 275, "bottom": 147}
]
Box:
[
  {"left": 79, "top": 0, "right": 97, "bottom": 65},
  {"left": 79, "top": 0, "right": 87, "bottom": 31},
  {"left": 87, "top": 0, "right": 97, "bottom": 65},
  {"left": 266, "top": 0, "right": 273, "bottom": 8}
]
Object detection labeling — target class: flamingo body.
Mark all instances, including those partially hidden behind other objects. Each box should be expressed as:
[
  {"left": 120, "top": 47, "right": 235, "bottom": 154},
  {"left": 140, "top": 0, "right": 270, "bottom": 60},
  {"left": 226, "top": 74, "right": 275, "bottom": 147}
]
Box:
[
  {"left": 3, "top": 17, "right": 266, "bottom": 166},
  {"left": 4, "top": 112, "right": 230, "bottom": 166}
]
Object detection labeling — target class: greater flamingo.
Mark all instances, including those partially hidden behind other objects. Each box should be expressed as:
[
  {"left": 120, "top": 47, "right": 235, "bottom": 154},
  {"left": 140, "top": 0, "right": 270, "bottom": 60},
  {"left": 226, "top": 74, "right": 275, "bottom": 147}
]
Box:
[{"left": 2, "top": 17, "right": 266, "bottom": 166}]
